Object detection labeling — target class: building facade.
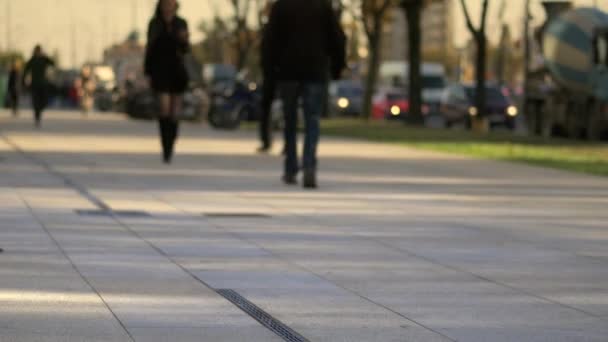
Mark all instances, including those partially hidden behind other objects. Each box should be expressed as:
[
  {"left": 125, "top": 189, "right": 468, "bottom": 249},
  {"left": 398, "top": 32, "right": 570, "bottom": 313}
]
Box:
[
  {"left": 103, "top": 31, "right": 146, "bottom": 87},
  {"left": 382, "top": 0, "right": 454, "bottom": 63}
]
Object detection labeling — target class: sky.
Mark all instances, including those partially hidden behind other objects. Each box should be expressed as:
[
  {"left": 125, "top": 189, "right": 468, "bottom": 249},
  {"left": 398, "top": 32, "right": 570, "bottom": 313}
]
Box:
[{"left": 1, "top": 0, "right": 607, "bottom": 68}]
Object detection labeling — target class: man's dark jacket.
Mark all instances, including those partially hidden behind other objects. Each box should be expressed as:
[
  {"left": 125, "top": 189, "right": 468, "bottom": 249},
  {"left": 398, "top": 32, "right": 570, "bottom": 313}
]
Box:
[
  {"left": 23, "top": 56, "right": 54, "bottom": 88},
  {"left": 264, "top": 0, "right": 346, "bottom": 82}
]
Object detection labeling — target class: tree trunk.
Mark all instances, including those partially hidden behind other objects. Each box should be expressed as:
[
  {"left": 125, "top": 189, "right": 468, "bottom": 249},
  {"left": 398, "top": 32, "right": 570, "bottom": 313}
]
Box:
[
  {"left": 404, "top": 3, "right": 423, "bottom": 125},
  {"left": 236, "top": 48, "right": 247, "bottom": 71},
  {"left": 475, "top": 32, "right": 487, "bottom": 118},
  {"left": 496, "top": 25, "right": 507, "bottom": 85},
  {"left": 363, "top": 28, "right": 382, "bottom": 120},
  {"left": 523, "top": 0, "right": 532, "bottom": 134},
  {"left": 235, "top": 34, "right": 247, "bottom": 71}
]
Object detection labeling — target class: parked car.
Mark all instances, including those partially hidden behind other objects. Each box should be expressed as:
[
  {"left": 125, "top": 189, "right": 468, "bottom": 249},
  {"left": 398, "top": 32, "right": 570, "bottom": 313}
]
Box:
[
  {"left": 0, "top": 70, "right": 7, "bottom": 108},
  {"left": 92, "top": 65, "right": 117, "bottom": 112},
  {"left": 54, "top": 69, "right": 80, "bottom": 108},
  {"left": 125, "top": 86, "right": 208, "bottom": 121},
  {"left": 379, "top": 62, "right": 447, "bottom": 113},
  {"left": 440, "top": 83, "right": 519, "bottom": 130},
  {"left": 202, "top": 64, "right": 237, "bottom": 90},
  {"left": 328, "top": 80, "right": 364, "bottom": 117},
  {"left": 372, "top": 88, "right": 410, "bottom": 120}
]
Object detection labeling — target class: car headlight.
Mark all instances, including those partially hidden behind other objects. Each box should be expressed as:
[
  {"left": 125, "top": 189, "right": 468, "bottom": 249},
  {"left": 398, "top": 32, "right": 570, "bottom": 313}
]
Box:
[
  {"left": 468, "top": 106, "right": 478, "bottom": 117},
  {"left": 390, "top": 105, "right": 401, "bottom": 116},
  {"left": 507, "top": 105, "right": 518, "bottom": 117},
  {"left": 337, "top": 97, "right": 349, "bottom": 109}
]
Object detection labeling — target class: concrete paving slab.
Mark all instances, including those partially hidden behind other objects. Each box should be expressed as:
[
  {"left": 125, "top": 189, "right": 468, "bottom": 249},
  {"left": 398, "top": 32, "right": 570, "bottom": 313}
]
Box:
[
  {"left": 128, "top": 327, "right": 283, "bottom": 342},
  {"left": 87, "top": 278, "right": 264, "bottom": 329},
  {"left": 2, "top": 111, "right": 608, "bottom": 341}
]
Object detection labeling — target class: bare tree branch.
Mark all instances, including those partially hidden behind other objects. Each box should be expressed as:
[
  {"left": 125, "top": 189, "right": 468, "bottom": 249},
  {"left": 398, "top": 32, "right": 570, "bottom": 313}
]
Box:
[
  {"left": 228, "top": 0, "right": 256, "bottom": 70},
  {"left": 480, "top": 0, "right": 489, "bottom": 34},
  {"left": 459, "top": 0, "right": 477, "bottom": 35},
  {"left": 380, "top": 0, "right": 392, "bottom": 14},
  {"left": 359, "top": 0, "right": 395, "bottom": 119}
]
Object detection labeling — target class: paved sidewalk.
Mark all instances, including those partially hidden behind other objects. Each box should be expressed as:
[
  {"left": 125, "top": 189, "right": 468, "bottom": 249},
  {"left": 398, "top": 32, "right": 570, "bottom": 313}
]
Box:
[{"left": 1, "top": 111, "right": 607, "bottom": 342}]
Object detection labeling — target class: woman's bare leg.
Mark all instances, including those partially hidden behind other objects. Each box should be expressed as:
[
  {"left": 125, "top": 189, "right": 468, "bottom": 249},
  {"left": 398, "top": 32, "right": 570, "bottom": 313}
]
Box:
[
  {"left": 159, "top": 93, "right": 171, "bottom": 118},
  {"left": 170, "top": 94, "right": 182, "bottom": 118}
]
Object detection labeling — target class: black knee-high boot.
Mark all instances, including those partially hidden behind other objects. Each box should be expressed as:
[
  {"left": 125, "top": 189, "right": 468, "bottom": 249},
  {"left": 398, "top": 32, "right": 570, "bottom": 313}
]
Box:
[
  {"left": 158, "top": 118, "right": 172, "bottom": 163},
  {"left": 168, "top": 119, "right": 179, "bottom": 161}
]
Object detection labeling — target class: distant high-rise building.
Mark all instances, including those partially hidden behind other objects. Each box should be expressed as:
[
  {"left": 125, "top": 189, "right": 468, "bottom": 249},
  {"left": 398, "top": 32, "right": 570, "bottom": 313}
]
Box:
[
  {"left": 103, "top": 31, "right": 145, "bottom": 86},
  {"left": 382, "top": 0, "right": 454, "bottom": 63}
]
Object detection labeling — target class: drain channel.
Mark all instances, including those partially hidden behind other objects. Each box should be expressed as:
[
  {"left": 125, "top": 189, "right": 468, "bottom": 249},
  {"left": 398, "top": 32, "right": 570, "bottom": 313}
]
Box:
[
  {"left": 216, "top": 289, "right": 309, "bottom": 342},
  {"left": 75, "top": 209, "right": 151, "bottom": 218}
]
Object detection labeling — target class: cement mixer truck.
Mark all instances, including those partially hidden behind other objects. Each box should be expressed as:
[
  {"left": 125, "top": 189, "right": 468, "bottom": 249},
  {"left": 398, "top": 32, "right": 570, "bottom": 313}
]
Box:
[{"left": 526, "top": 1, "right": 608, "bottom": 140}]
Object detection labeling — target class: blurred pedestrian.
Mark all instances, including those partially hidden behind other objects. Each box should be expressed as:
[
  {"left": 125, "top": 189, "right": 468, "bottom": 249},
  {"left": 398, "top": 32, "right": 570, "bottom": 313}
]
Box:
[
  {"left": 23, "top": 45, "right": 55, "bottom": 128},
  {"left": 257, "top": 2, "right": 276, "bottom": 154},
  {"left": 145, "top": 0, "right": 190, "bottom": 164},
  {"left": 78, "top": 66, "right": 96, "bottom": 115},
  {"left": 7, "top": 59, "right": 22, "bottom": 116},
  {"left": 265, "top": 0, "right": 346, "bottom": 188}
]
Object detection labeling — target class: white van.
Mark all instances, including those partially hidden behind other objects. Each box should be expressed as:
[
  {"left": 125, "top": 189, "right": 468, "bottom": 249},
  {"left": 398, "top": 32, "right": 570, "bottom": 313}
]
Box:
[{"left": 379, "top": 62, "right": 447, "bottom": 112}]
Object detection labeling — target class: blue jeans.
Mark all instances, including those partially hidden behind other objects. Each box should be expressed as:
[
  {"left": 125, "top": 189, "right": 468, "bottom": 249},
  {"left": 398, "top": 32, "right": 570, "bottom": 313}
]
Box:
[{"left": 279, "top": 81, "right": 324, "bottom": 175}]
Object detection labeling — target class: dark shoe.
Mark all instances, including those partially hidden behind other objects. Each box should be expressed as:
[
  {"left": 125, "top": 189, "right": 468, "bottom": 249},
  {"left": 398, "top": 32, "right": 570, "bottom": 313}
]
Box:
[
  {"left": 282, "top": 174, "right": 297, "bottom": 185},
  {"left": 303, "top": 170, "right": 317, "bottom": 189},
  {"left": 257, "top": 145, "right": 271, "bottom": 154}
]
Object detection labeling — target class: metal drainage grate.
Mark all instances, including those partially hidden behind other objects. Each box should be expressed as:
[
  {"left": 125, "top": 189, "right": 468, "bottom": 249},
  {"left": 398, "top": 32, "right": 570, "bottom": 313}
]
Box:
[
  {"left": 75, "top": 209, "right": 151, "bottom": 218},
  {"left": 204, "top": 213, "right": 272, "bottom": 219},
  {"left": 216, "top": 289, "right": 309, "bottom": 342},
  {"left": 112, "top": 210, "right": 152, "bottom": 218},
  {"left": 75, "top": 210, "right": 112, "bottom": 217}
]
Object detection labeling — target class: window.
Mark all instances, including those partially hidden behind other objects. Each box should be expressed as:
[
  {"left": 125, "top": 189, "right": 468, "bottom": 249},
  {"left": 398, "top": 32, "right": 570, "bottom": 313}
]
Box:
[
  {"left": 447, "top": 86, "right": 466, "bottom": 103},
  {"left": 465, "top": 86, "right": 507, "bottom": 103},
  {"left": 423, "top": 76, "right": 446, "bottom": 89}
]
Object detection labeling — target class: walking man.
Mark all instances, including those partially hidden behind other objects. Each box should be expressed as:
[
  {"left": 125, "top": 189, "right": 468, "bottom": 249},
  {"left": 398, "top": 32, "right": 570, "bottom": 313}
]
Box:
[
  {"left": 23, "top": 45, "right": 55, "bottom": 128},
  {"left": 257, "top": 4, "right": 276, "bottom": 154},
  {"left": 265, "top": 0, "right": 346, "bottom": 188}
]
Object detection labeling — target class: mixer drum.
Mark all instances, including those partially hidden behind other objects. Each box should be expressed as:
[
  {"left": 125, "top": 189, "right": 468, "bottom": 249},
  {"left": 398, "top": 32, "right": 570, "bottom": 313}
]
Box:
[{"left": 543, "top": 7, "right": 608, "bottom": 96}]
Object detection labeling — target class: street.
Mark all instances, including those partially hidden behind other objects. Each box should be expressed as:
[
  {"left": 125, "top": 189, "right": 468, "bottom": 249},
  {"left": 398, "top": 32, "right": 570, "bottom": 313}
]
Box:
[{"left": 1, "top": 110, "right": 607, "bottom": 342}]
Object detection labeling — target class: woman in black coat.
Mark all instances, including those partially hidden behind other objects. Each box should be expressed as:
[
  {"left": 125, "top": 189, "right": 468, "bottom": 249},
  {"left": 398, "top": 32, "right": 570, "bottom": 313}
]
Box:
[{"left": 145, "top": 0, "right": 190, "bottom": 164}]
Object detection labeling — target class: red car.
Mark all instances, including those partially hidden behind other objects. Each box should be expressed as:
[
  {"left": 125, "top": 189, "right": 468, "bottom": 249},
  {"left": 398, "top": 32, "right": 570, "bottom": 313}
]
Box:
[
  {"left": 372, "top": 88, "right": 429, "bottom": 120},
  {"left": 372, "top": 88, "right": 409, "bottom": 120}
]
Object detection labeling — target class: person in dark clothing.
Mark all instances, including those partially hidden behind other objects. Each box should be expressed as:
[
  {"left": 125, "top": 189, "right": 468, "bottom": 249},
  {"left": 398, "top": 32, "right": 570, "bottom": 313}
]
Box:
[
  {"left": 257, "top": 3, "right": 277, "bottom": 154},
  {"left": 23, "top": 45, "right": 55, "bottom": 127},
  {"left": 265, "top": 0, "right": 346, "bottom": 188},
  {"left": 145, "top": 0, "right": 190, "bottom": 164},
  {"left": 257, "top": 23, "right": 276, "bottom": 154},
  {"left": 7, "top": 59, "right": 22, "bottom": 116}
]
